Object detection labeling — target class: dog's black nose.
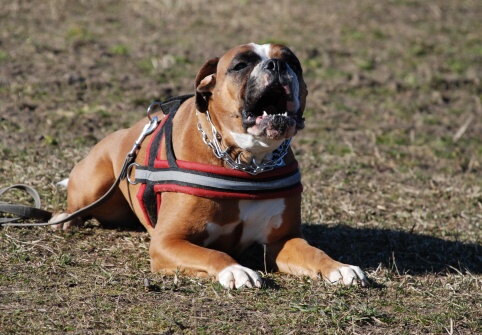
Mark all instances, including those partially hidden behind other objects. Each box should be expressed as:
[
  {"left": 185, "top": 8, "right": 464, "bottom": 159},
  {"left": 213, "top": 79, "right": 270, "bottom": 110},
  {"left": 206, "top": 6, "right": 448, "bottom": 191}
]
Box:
[{"left": 263, "top": 59, "right": 287, "bottom": 73}]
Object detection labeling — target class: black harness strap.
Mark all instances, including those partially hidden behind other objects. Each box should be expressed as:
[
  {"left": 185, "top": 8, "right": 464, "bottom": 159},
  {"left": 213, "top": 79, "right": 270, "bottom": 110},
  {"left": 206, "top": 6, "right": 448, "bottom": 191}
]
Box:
[
  {"left": 149, "top": 94, "right": 192, "bottom": 166},
  {"left": 141, "top": 95, "right": 192, "bottom": 225},
  {"left": 163, "top": 108, "right": 179, "bottom": 168},
  {"left": 159, "top": 94, "right": 194, "bottom": 116}
]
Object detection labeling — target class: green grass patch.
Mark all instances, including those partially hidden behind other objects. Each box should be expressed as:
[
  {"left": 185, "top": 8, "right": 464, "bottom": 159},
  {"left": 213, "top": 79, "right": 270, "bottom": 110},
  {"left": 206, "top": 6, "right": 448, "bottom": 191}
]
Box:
[
  {"left": 109, "top": 44, "right": 130, "bottom": 56},
  {"left": 0, "top": 51, "right": 9, "bottom": 62},
  {"left": 65, "top": 25, "right": 95, "bottom": 43},
  {"left": 376, "top": 132, "right": 411, "bottom": 146}
]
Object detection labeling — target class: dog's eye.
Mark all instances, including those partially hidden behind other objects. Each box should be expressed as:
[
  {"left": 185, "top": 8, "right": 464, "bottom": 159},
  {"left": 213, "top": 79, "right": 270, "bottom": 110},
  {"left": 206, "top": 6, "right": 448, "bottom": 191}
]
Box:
[{"left": 231, "top": 62, "right": 248, "bottom": 72}]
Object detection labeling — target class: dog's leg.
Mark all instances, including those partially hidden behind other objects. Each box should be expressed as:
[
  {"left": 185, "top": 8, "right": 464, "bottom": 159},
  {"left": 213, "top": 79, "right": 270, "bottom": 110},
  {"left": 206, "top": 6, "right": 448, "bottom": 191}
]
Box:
[
  {"left": 51, "top": 130, "right": 137, "bottom": 230},
  {"left": 266, "top": 237, "right": 367, "bottom": 286},
  {"left": 149, "top": 237, "right": 262, "bottom": 289},
  {"left": 49, "top": 212, "right": 84, "bottom": 230},
  {"left": 149, "top": 195, "right": 262, "bottom": 289}
]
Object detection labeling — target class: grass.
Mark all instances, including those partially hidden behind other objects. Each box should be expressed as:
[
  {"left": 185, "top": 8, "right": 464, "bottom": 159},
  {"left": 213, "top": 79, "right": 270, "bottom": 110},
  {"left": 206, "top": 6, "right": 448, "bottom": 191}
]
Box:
[{"left": 1, "top": 0, "right": 482, "bottom": 334}]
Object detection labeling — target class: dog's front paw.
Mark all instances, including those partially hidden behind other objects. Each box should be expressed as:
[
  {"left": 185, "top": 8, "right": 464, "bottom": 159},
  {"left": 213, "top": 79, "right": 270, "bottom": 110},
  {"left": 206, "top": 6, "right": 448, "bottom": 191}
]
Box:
[
  {"left": 218, "top": 265, "right": 262, "bottom": 289},
  {"left": 49, "top": 213, "right": 83, "bottom": 231},
  {"left": 326, "top": 264, "right": 368, "bottom": 287}
]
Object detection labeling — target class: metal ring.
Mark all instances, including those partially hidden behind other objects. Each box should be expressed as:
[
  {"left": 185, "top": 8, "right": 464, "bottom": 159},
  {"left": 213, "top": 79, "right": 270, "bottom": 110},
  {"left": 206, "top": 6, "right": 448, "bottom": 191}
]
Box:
[
  {"left": 147, "top": 101, "right": 162, "bottom": 121},
  {"left": 126, "top": 163, "right": 139, "bottom": 185}
]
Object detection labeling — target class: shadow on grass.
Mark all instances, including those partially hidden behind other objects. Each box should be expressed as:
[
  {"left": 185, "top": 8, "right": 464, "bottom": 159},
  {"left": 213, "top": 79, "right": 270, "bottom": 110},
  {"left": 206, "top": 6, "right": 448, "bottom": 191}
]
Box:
[
  {"left": 301, "top": 224, "right": 482, "bottom": 275},
  {"left": 94, "top": 220, "right": 481, "bottom": 276},
  {"left": 238, "top": 224, "right": 481, "bottom": 278}
]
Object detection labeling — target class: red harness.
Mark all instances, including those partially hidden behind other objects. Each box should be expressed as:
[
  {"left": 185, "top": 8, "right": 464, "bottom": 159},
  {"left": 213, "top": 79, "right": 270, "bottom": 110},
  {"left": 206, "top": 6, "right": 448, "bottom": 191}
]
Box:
[{"left": 135, "top": 99, "right": 303, "bottom": 227}]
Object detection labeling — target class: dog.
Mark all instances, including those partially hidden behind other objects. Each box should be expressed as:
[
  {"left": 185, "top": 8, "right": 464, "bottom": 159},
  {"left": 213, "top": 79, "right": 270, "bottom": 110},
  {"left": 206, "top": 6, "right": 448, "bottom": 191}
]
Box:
[{"left": 52, "top": 43, "right": 367, "bottom": 289}]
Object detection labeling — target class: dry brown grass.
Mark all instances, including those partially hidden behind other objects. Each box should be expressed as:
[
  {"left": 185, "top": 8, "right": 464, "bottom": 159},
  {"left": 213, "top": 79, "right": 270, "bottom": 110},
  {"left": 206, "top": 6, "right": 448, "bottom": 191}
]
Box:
[{"left": 1, "top": 0, "right": 481, "bottom": 333}]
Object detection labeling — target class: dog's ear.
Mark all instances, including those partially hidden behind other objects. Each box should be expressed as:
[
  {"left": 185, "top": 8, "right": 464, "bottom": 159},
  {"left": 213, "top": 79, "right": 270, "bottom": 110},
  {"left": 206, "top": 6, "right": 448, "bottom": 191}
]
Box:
[
  {"left": 195, "top": 57, "right": 219, "bottom": 113},
  {"left": 296, "top": 78, "right": 308, "bottom": 130}
]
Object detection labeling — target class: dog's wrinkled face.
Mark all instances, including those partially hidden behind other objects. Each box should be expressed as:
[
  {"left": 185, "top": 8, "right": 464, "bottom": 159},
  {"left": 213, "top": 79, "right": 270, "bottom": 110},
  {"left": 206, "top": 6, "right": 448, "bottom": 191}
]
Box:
[
  {"left": 240, "top": 44, "right": 305, "bottom": 139},
  {"left": 195, "top": 43, "right": 307, "bottom": 159}
]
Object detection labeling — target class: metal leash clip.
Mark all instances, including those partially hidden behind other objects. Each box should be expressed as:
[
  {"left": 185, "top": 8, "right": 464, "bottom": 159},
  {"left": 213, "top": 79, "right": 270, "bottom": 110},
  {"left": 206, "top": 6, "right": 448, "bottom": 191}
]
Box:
[
  {"left": 123, "top": 104, "right": 161, "bottom": 184},
  {"left": 127, "top": 115, "right": 159, "bottom": 159},
  {"left": 147, "top": 101, "right": 163, "bottom": 121}
]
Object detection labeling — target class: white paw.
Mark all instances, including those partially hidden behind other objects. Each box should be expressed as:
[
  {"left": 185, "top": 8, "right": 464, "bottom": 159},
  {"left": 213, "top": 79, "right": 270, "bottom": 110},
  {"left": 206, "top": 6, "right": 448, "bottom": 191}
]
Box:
[
  {"left": 218, "top": 265, "right": 262, "bottom": 289},
  {"left": 49, "top": 213, "right": 82, "bottom": 231},
  {"left": 327, "top": 265, "right": 368, "bottom": 287},
  {"left": 57, "top": 178, "right": 69, "bottom": 188}
]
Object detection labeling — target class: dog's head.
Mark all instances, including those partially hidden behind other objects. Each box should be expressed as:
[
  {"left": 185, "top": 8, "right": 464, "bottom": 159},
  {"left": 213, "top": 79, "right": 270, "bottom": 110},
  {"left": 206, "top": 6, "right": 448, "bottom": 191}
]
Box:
[{"left": 195, "top": 43, "right": 307, "bottom": 162}]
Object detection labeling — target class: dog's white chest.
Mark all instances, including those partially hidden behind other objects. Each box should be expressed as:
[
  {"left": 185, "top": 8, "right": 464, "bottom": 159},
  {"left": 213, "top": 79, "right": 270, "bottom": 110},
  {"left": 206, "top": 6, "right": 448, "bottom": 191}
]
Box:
[{"left": 204, "top": 199, "right": 285, "bottom": 248}]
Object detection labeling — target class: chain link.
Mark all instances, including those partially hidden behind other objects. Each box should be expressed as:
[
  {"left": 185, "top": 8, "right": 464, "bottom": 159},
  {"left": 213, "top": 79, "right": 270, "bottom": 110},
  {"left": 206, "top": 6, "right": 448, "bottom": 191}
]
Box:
[{"left": 196, "top": 110, "right": 291, "bottom": 175}]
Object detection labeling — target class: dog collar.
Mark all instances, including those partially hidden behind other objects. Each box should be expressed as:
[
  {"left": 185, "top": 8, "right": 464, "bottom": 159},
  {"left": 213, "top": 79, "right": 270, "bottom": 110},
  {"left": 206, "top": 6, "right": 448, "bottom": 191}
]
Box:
[{"left": 196, "top": 109, "right": 291, "bottom": 175}]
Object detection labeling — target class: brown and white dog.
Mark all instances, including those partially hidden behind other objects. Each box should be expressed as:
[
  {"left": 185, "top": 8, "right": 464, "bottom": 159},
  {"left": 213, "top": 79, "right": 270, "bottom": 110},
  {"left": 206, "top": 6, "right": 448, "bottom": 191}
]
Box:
[{"left": 52, "top": 43, "right": 367, "bottom": 289}]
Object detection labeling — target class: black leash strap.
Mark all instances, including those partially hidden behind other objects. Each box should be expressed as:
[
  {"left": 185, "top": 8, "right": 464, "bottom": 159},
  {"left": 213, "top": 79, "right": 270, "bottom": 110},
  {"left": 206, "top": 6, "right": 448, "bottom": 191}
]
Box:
[
  {"left": 0, "top": 179, "right": 121, "bottom": 227},
  {"left": 0, "top": 96, "right": 192, "bottom": 228},
  {"left": 0, "top": 185, "right": 52, "bottom": 224},
  {"left": 0, "top": 140, "right": 144, "bottom": 227}
]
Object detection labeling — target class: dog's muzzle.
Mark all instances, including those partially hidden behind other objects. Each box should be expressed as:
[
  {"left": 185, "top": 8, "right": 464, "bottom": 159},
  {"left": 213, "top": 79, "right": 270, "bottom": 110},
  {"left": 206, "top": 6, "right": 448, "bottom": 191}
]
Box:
[{"left": 242, "top": 58, "right": 303, "bottom": 140}]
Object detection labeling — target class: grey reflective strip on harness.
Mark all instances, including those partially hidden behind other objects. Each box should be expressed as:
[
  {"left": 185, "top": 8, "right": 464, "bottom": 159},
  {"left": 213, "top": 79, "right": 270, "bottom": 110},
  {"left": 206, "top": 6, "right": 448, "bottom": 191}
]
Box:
[{"left": 135, "top": 168, "right": 301, "bottom": 191}]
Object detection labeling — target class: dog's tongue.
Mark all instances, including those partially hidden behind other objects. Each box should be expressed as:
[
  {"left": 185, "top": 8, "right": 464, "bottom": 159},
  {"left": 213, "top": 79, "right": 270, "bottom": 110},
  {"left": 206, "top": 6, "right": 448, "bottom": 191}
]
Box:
[{"left": 252, "top": 111, "right": 296, "bottom": 140}]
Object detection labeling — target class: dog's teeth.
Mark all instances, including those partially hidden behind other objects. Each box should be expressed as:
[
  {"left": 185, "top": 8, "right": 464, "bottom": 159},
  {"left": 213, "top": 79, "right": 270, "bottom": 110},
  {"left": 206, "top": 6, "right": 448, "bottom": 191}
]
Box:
[
  {"left": 262, "top": 111, "right": 268, "bottom": 117},
  {"left": 283, "top": 112, "right": 288, "bottom": 116}
]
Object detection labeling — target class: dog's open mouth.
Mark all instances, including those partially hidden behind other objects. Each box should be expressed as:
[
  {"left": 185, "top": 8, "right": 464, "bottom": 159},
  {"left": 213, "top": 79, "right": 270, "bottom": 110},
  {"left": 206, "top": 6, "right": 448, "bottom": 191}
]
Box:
[{"left": 243, "top": 85, "right": 302, "bottom": 140}]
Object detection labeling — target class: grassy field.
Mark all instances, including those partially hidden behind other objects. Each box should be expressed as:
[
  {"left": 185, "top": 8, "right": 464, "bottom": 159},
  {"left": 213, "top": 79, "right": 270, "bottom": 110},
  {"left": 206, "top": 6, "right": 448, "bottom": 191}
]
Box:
[{"left": 1, "top": 0, "right": 481, "bottom": 334}]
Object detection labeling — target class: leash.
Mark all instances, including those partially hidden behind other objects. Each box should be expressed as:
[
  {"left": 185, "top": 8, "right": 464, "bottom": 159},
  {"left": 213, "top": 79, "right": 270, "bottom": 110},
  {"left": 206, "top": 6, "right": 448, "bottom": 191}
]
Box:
[
  {"left": 0, "top": 185, "right": 52, "bottom": 225},
  {"left": 0, "top": 100, "right": 176, "bottom": 227}
]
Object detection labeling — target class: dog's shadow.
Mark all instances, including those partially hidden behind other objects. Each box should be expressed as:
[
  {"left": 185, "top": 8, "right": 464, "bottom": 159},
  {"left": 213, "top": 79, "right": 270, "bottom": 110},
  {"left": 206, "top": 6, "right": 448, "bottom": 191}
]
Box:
[
  {"left": 101, "top": 220, "right": 481, "bottom": 276},
  {"left": 240, "top": 224, "right": 482, "bottom": 277}
]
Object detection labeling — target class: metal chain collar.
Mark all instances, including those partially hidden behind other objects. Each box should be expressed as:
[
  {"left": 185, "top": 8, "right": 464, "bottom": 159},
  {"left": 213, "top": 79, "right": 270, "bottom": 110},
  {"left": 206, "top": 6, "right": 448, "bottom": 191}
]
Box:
[{"left": 196, "top": 110, "right": 291, "bottom": 175}]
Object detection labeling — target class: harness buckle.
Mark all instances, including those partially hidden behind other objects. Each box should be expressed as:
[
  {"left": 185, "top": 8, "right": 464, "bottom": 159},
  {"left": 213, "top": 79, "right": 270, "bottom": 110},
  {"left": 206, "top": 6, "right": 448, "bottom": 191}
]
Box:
[{"left": 126, "top": 163, "right": 140, "bottom": 185}]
